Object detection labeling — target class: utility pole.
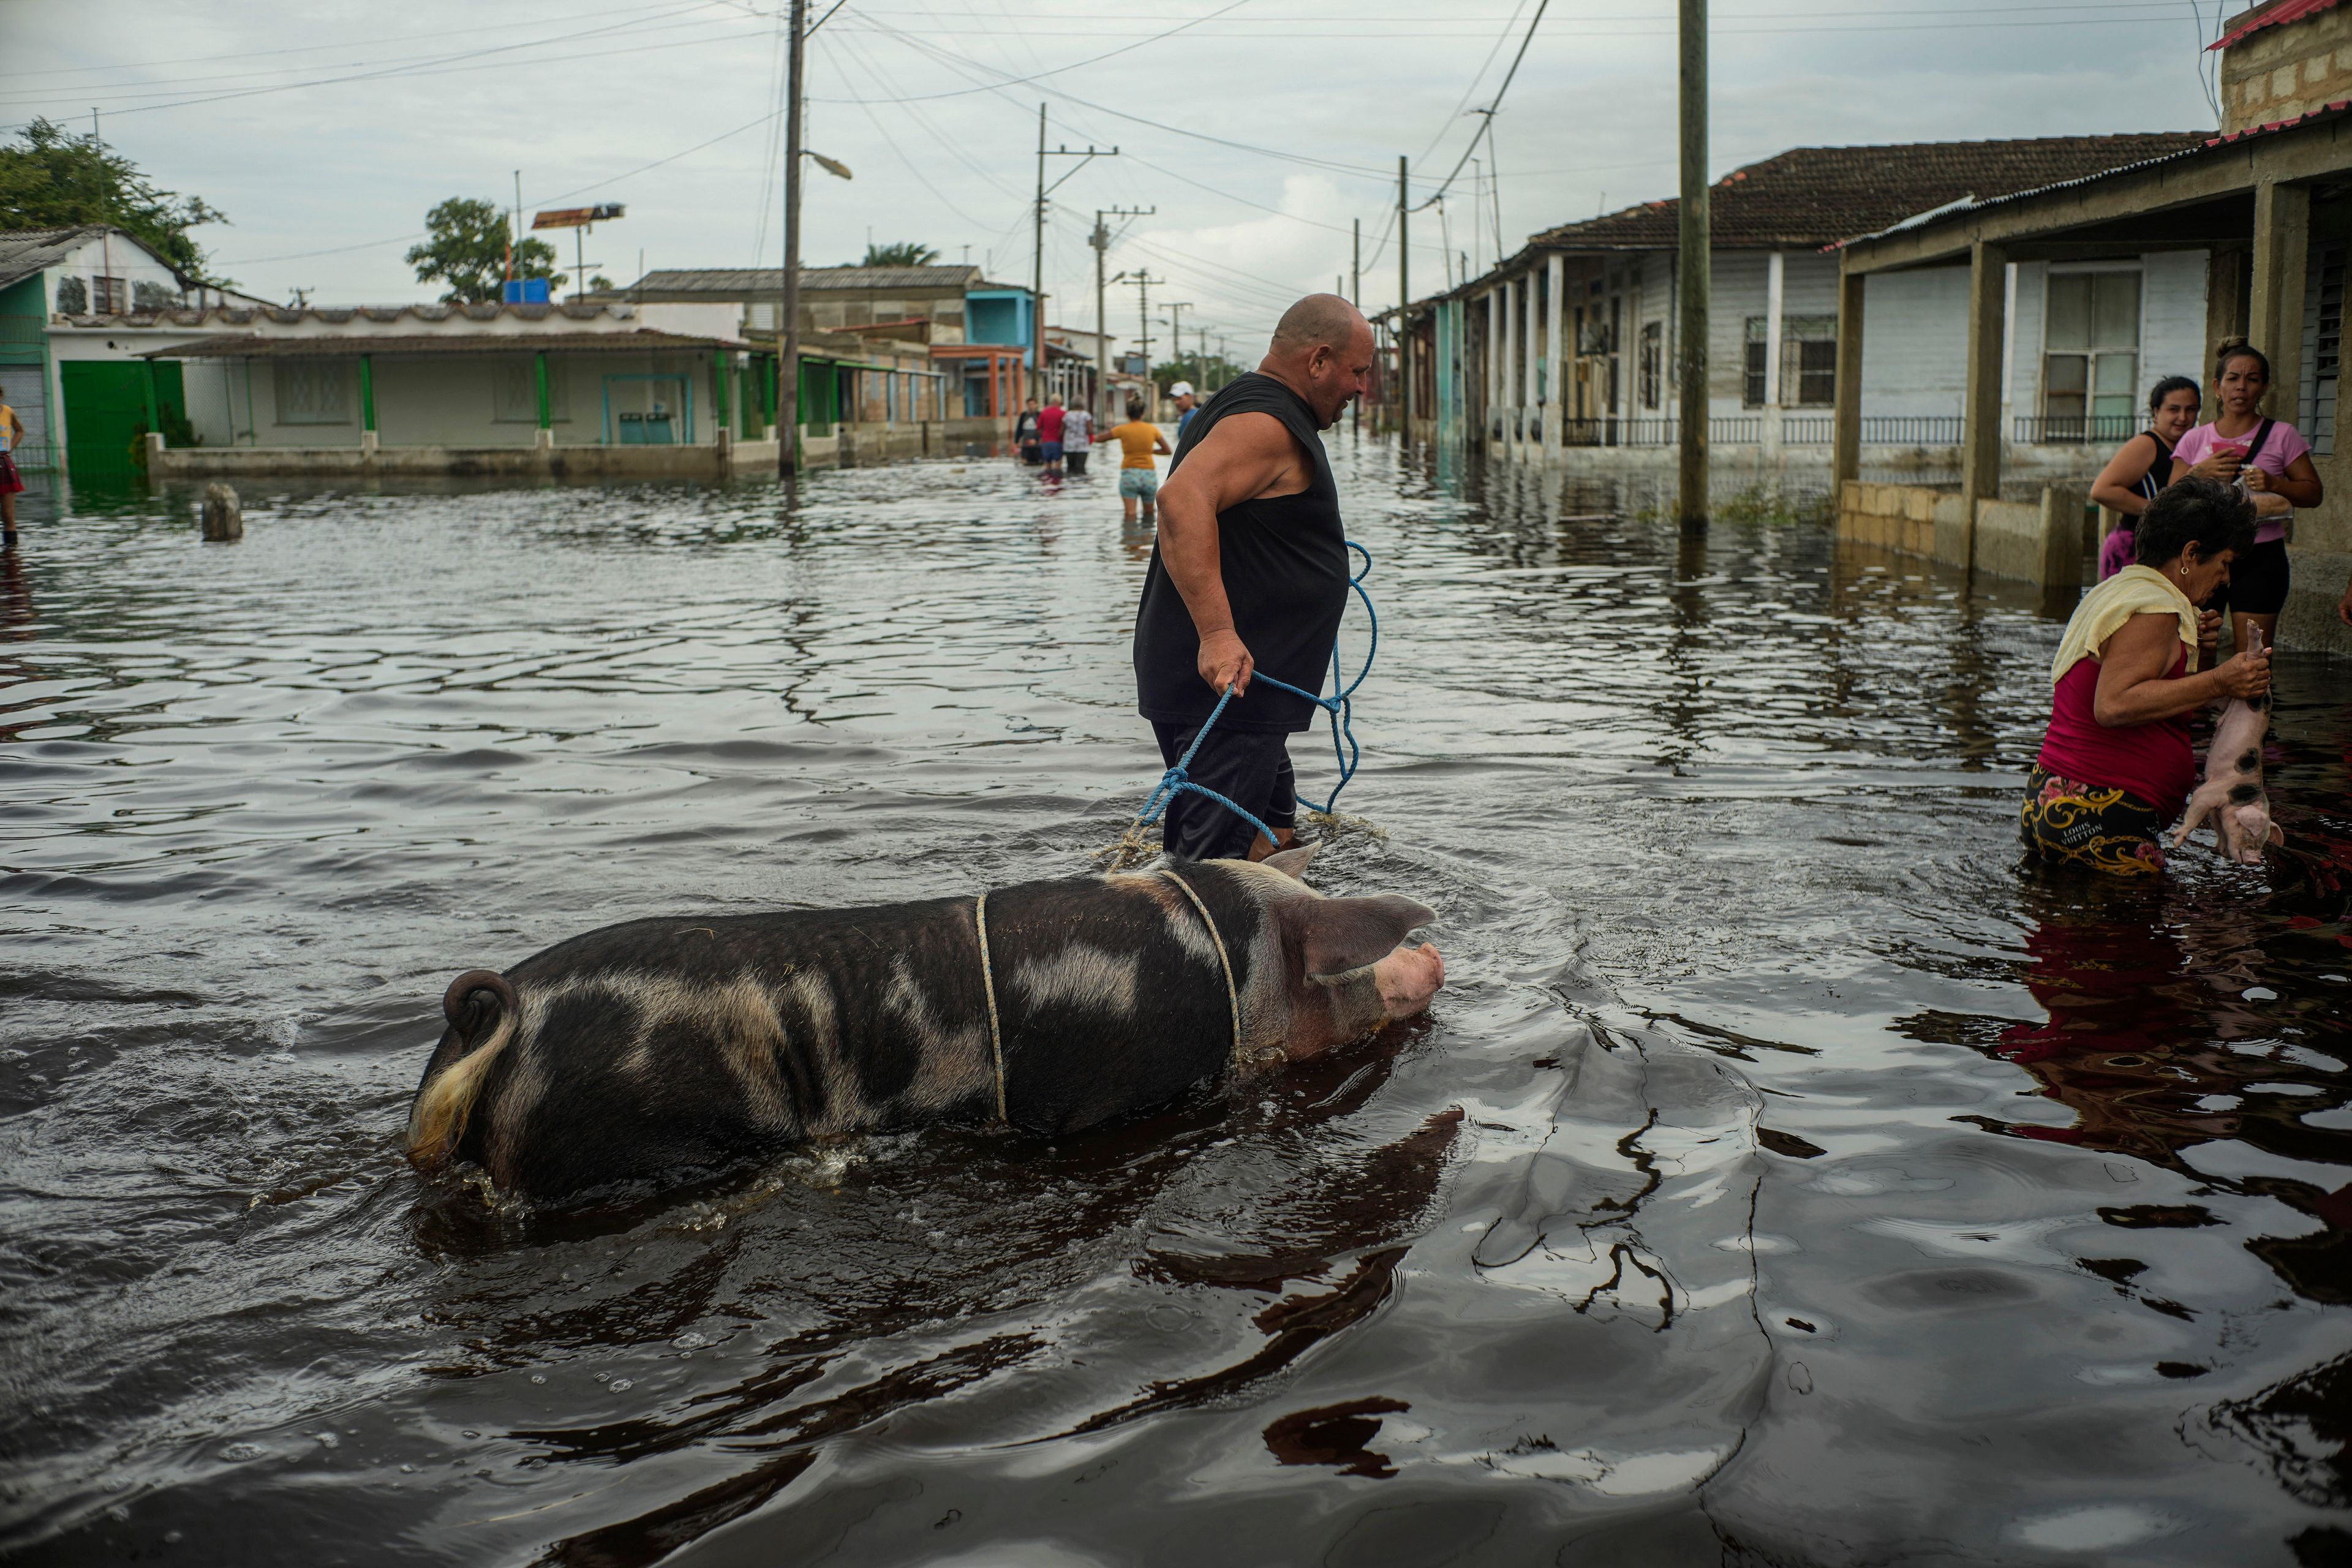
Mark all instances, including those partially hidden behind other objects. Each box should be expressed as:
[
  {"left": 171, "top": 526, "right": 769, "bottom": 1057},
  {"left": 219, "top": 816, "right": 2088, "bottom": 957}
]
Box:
[
  {"left": 1676, "top": 0, "right": 1709, "bottom": 525},
  {"left": 1167, "top": 301, "right": 1193, "bottom": 383},
  {"left": 1352, "top": 219, "right": 1363, "bottom": 436},
  {"left": 1398, "top": 155, "right": 1412, "bottom": 447},
  {"left": 1120, "top": 271, "right": 1166, "bottom": 407},
  {"left": 778, "top": 0, "right": 807, "bottom": 476},
  {"left": 1032, "top": 105, "right": 1117, "bottom": 402},
  {"left": 1093, "top": 206, "right": 1153, "bottom": 424}
]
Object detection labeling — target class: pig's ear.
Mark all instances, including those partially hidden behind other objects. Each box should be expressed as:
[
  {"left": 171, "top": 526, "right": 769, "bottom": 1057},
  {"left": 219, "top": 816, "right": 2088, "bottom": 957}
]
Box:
[
  {"left": 1284, "top": 894, "right": 1436, "bottom": 979},
  {"left": 1262, "top": 844, "right": 1318, "bottom": 881}
]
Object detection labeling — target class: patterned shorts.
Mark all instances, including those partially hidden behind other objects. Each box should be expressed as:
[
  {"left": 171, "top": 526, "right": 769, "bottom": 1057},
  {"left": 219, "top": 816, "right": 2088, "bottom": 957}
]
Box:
[{"left": 2019, "top": 764, "right": 2165, "bottom": 878}]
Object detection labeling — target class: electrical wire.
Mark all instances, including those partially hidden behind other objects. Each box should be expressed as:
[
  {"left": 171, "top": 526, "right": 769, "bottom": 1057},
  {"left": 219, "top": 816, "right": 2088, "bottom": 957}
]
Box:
[{"left": 0, "top": 2, "right": 748, "bottom": 119}]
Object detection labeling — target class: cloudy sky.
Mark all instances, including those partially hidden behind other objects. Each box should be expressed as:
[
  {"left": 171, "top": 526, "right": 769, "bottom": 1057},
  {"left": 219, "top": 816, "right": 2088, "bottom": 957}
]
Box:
[{"left": 10, "top": 1, "right": 2233, "bottom": 350}]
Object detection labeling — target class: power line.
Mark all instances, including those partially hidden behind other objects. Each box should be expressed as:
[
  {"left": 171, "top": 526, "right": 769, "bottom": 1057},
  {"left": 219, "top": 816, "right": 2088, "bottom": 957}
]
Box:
[
  {"left": 0, "top": 2, "right": 745, "bottom": 119},
  {"left": 804, "top": 0, "right": 1256, "bottom": 105},
  {"left": 1414, "top": 0, "right": 1548, "bottom": 212}
]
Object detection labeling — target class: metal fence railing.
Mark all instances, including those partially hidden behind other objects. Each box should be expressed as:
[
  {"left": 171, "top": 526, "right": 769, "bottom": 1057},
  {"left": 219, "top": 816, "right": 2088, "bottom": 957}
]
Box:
[{"left": 2014, "top": 413, "right": 2139, "bottom": 445}]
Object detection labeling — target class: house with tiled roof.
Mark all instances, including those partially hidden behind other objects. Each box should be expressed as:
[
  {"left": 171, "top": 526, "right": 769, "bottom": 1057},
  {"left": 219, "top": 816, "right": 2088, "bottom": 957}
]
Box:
[
  {"left": 1824, "top": 0, "right": 2352, "bottom": 649},
  {"left": 1398, "top": 132, "right": 2214, "bottom": 475}
]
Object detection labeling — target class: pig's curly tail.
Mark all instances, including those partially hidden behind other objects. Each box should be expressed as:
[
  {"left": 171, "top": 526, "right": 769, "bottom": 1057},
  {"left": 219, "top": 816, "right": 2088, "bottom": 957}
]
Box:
[{"left": 405, "top": 969, "right": 519, "bottom": 1175}]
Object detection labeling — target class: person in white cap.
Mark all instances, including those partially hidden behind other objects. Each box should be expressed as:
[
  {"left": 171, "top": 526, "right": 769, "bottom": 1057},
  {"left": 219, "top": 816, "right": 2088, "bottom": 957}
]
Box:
[{"left": 1169, "top": 380, "right": 1200, "bottom": 440}]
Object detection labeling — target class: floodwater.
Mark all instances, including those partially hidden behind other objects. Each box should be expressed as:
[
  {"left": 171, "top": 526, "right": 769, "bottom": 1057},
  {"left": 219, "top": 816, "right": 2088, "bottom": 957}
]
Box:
[{"left": 3, "top": 440, "right": 2350, "bottom": 1567}]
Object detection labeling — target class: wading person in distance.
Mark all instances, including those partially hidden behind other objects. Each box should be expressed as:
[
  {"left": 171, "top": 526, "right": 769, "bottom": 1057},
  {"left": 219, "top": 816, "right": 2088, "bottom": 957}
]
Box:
[
  {"left": 1133, "top": 293, "right": 1373, "bottom": 862},
  {"left": 1169, "top": 380, "right": 1200, "bottom": 440},
  {"left": 2021, "top": 477, "right": 2272, "bottom": 877},
  {"left": 1038, "top": 393, "right": 1067, "bottom": 475},
  {"left": 2089, "top": 375, "right": 2198, "bottom": 582},
  {"left": 0, "top": 383, "right": 24, "bottom": 548},
  {"left": 1013, "top": 398, "right": 1042, "bottom": 466},
  {"left": 1109, "top": 397, "right": 1170, "bottom": 526},
  {"left": 1062, "top": 401, "right": 1093, "bottom": 476},
  {"left": 2168, "top": 339, "right": 2324, "bottom": 652}
]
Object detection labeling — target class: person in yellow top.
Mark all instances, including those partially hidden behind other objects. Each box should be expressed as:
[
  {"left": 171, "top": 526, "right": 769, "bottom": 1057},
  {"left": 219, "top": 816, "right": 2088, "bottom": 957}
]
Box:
[
  {"left": 0, "top": 383, "right": 25, "bottom": 549},
  {"left": 1107, "top": 396, "right": 1171, "bottom": 525}
]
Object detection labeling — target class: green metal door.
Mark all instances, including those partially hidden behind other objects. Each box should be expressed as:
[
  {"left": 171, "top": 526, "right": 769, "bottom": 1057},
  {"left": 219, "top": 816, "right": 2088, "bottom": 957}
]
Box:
[{"left": 62, "top": 361, "right": 186, "bottom": 479}]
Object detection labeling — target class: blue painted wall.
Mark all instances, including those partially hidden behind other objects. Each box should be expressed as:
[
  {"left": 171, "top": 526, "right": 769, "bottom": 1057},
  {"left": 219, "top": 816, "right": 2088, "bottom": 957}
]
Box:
[{"left": 964, "top": 289, "right": 1035, "bottom": 368}]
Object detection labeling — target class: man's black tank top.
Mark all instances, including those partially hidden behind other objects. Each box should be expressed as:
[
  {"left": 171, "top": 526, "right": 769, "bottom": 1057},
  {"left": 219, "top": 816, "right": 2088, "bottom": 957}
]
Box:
[{"left": 1132, "top": 373, "right": 1348, "bottom": 733}]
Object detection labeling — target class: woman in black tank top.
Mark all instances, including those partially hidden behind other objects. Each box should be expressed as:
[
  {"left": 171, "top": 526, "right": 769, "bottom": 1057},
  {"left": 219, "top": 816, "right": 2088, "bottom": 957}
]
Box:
[{"left": 2089, "top": 375, "right": 2200, "bottom": 581}]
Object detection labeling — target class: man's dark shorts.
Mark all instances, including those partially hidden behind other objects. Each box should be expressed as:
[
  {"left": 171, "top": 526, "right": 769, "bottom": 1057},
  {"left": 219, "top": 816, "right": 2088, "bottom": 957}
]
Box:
[{"left": 1152, "top": 720, "right": 1297, "bottom": 861}]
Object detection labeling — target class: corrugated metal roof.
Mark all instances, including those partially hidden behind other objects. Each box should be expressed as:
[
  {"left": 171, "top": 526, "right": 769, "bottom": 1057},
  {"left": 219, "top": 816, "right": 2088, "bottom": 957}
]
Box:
[
  {"left": 1832, "top": 99, "right": 2351, "bottom": 249},
  {"left": 142, "top": 329, "right": 743, "bottom": 359},
  {"left": 2214, "top": 0, "right": 2345, "bottom": 50},
  {"left": 0, "top": 225, "right": 166, "bottom": 291}
]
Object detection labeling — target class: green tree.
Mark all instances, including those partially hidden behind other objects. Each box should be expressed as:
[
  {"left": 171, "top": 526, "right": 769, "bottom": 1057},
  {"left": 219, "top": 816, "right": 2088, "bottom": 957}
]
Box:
[
  {"left": 405, "top": 197, "right": 560, "bottom": 304},
  {"left": 861, "top": 241, "right": 939, "bottom": 266},
  {"left": 0, "top": 118, "right": 227, "bottom": 280}
]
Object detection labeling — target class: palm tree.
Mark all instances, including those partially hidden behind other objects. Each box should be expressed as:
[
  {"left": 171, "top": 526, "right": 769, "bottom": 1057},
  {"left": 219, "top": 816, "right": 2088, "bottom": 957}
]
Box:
[{"left": 861, "top": 241, "right": 940, "bottom": 266}]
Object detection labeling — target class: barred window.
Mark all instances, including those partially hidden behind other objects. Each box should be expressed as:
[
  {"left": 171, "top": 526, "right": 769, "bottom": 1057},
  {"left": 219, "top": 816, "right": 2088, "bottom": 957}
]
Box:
[
  {"left": 1743, "top": 317, "right": 1768, "bottom": 407},
  {"left": 273, "top": 359, "right": 352, "bottom": 425},
  {"left": 1782, "top": 315, "right": 1838, "bottom": 407}
]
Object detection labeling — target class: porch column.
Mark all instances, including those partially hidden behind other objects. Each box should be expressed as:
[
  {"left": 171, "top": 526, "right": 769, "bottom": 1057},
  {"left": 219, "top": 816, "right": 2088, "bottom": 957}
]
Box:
[
  {"left": 1523, "top": 271, "right": 1539, "bottom": 440},
  {"left": 1763, "top": 251, "right": 1785, "bottom": 458},
  {"left": 1485, "top": 288, "right": 1499, "bottom": 444},
  {"left": 1545, "top": 254, "right": 1564, "bottom": 458},
  {"left": 712, "top": 350, "right": 731, "bottom": 437},
  {"left": 1498, "top": 282, "right": 1514, "bottom": 450},
  {"left": 359, "top": 353, "right": 378, "bottom": 455},
  {"left": 533, "top": 352, "right": 552, "bottom": 449},
  {"left": 2250, "top": 180, "right": 2312, "bottom": 421},
  {"left": 1831, "top": 265, "right": 1866, "bottom": 490},
  {"left": 143, "top": 359, "right": 160, "bottom": 435},
  {"left": 1958, "top": 239, "right": 2008, "bottom": 568}
]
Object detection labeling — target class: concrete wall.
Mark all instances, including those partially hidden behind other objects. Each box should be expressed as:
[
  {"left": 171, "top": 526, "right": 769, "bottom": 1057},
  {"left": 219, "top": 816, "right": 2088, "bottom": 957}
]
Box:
[
  {"left": 2222, "top": 4, "right": 2352, "bottom": 132},
  {"left": 173, "top": 351, "right": 721, "bottom": 452},
  {"left": 1838, "top": 479, "right": 2088, "bottom": 587},
  {"left": 151, "top": 434, "right": 764, "bottom": 481}
]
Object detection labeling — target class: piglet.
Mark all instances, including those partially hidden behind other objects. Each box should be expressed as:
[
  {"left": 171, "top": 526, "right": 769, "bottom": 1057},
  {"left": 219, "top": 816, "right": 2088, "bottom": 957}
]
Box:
[
  {"left": 2173, "top": 625, "right": 2280, "bottom": 864},
  {"left": 405, "top": 847, "right": 1444, "bottom": 1200}
]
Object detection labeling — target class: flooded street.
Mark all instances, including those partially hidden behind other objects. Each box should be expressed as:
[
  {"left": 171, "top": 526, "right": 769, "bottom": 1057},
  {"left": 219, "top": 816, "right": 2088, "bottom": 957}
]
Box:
[{"left": 5, "top": 439, "right": 2351, "bottom": 1565}]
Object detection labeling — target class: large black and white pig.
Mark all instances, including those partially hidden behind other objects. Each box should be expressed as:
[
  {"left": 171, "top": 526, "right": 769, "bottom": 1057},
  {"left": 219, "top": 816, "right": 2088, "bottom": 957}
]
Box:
[{"left": 405, "top": 848, "right": 1444, "bottom": 1200}]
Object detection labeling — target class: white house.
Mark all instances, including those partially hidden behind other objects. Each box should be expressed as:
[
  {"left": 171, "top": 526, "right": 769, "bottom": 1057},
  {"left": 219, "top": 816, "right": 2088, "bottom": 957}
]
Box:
[
  {"left": 1402, "top": 134, "right": 2215, "bottom": 481},
  {"left": 0, "top": 225, "right": 269, "bottom": 474}
]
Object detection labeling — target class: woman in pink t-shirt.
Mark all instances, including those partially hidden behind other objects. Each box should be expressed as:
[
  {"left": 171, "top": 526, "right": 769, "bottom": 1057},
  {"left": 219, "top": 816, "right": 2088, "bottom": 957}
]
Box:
[{"left": 2167, "top": 339, "right": 2326, "bottom": 652}]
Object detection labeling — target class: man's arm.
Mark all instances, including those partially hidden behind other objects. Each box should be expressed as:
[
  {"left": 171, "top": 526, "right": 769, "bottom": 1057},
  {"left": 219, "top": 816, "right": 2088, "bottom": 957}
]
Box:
[{"left": 1155, "top": 412, "right": 1303, "bottom": 695}]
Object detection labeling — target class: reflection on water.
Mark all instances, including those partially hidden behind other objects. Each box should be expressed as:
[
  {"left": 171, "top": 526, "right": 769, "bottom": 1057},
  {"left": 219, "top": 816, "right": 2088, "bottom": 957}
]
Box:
[{"left": 2, "top": 441, "right": 2350, "bottom": 1564}]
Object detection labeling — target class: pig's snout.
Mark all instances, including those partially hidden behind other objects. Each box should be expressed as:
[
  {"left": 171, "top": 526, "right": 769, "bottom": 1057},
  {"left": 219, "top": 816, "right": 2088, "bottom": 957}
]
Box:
[{"left": 1375, "top": 941, "right": 1444, "bottom": 1019}]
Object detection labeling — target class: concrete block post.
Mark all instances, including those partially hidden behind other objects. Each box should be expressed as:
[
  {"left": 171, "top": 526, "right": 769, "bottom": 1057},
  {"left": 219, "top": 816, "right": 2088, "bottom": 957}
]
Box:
[
  {"left": 2250, "top": 181, "right": 2312, "bottom": 421},
  {"left": 1831, "top": 267, "right": 1866, "bottom": 490},
  {"left": 2038, "top": 485, "right": 2087, "bottom": 590},
  {"left": 200, "top": 482, "right": 242, "bottom": 542},
  {"left": 1958, "top": 239, "right": 2009, "bottom": 566}
]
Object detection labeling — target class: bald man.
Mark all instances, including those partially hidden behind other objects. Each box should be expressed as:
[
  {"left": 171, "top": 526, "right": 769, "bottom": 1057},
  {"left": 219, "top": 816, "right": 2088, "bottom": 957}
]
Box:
[{"left": 1131, "top": 293, "right": 1375, "bottom": 861}]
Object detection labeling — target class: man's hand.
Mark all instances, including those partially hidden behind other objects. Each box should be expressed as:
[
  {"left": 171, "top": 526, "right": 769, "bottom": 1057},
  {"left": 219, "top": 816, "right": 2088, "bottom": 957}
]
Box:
[{"left": 1197, "top": 628, "right": 1253, "bottom": 696}]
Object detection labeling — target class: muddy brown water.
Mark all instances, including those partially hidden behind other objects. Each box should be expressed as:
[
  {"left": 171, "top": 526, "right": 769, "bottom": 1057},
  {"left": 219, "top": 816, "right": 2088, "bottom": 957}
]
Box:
[{"left": 3, "top": 444, "right": 2350, "bottom": 1566}]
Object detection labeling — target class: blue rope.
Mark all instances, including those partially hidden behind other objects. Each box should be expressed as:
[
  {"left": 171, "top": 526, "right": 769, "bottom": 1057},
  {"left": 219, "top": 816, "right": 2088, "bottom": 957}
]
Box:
[{"left": 1131, "top": 540, "right": 1377, "bottom": 849}]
